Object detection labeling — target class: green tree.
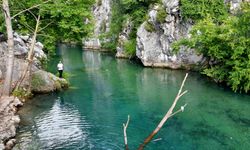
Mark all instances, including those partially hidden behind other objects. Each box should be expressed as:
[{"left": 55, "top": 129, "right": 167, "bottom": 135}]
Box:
[
  {"left": 174, "top": 3, "right": 250, "bottom": 93},
  {"left": 10, "top": 0, "right": 94, "bottom": 54}
]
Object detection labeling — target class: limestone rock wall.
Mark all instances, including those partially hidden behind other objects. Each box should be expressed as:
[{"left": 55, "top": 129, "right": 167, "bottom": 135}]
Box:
[
  {"left": 0, "top": 33, "right": 68, "bottom": 94},
  {"left": 136, "top": 0, "right": 247, "bottom": 69},
  {"left": 116, "top": 18, "right": 133, "bottom": 58},
  {"left": 83, "top": 0, "right": 112, "bottom": 49},
  {"left": 136, "top": 0, "right": 203, "bottom": 69}
]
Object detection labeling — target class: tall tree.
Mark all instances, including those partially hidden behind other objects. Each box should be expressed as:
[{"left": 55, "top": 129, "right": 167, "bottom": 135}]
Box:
[{"left": 2, "top": 0, "right": 14, "bottom": 96}]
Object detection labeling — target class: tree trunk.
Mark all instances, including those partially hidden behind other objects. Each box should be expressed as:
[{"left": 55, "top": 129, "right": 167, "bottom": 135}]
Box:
[
  {"left": 14, "top": 15, "right": 40, "bottom": 91},
  {"left": 2, "top": 0, "right": 15, "bottom": 96},
  {"left": 138, "top": 73, "right": 188, "bottom": 150}
]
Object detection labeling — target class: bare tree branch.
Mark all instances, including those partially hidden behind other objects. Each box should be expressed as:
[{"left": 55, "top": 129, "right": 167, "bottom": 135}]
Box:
[
  {"left": 123, "top": 115, "right": 130, "bottom": 150},
  {"left": 138, "top": 73, "right": 189, "bottom": 150},
  {"left": 169, "top": 104, "right": 187, "bottom": 118},
  {"left": 11, "top": 0, "right": 51, "bottom": 19},
  {"left": 14, "top": 14, "right": 40, "bottom": 91},
  {"left": 38, "top": 21, "right": 54, "bottom": 32}
]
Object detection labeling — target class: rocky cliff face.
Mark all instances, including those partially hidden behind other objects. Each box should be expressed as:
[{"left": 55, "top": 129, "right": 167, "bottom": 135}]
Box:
[
  {"left": 136, "top": 0, "right": 203, "bottom": 69},
  {"left": 136, "top": 0, "right": 247, "bottom": 69},
  {"left": 116, "top": 18, "right": 133, "bottom": 58},
  {"left": 0, "top": 33, "right": 68, "bottom": 94},
  {"left": 83, "top": 0, "right": 112, "bottom": 49}
]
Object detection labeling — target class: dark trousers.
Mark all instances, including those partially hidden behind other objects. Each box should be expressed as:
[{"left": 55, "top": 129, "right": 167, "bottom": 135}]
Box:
[{"left": 58, "top": 70, "right": 63, "bottom": 78}]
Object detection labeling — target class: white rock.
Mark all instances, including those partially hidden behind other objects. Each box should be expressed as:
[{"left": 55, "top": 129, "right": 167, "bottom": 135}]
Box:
[
  {"left": 0, "top": 69, "right": 2, "bottom": 79},
  {"left": 83, "top": 0, "right": 112, "bottom": 49},
  {"left": 20, "top": 35, "right": 30, "bottom": 42},
  {"left": 136, "top": 1, "right": 203, "bottom": 69}
]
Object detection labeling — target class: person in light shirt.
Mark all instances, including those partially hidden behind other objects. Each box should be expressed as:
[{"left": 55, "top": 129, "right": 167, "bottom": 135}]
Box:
[{"left": 57, "top": 61, "right": 64, "bottom": 78}]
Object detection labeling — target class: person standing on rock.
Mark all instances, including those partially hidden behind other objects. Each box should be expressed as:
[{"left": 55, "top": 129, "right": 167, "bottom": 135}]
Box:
[{"left": 57, "top": 61, "right": 64, "bottom": 78}]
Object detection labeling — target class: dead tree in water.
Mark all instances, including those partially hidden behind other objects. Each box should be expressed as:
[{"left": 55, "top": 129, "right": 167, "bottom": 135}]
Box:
[
  {"left": 138, "top": 73, "right": 188, "bottom": 150},
  {"left": 123, "top": 73, "right": 188, "bottom": 150},
  {"left": 123, "top": 115, "right": 130, "bottom": 150}
]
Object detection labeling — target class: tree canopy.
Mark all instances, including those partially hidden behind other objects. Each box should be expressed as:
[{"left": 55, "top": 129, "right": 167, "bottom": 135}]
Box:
[
  {"left": 1, "top": 0, "right": 95, "bottom": 54},
  {"left": 174, "top": 2, "right": 250, "bottom": 93}
]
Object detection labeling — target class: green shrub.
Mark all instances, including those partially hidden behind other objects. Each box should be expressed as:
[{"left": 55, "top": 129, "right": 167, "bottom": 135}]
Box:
[
  {"left": 31, "top": 73, "right": 45, "bottom": 88},
  {"left": 144, "top": 21, "right": 155, "bottom": 32},
  {"left": 13, "top": 88, "right": 33, "bottom": 100},
  {"left": 124, "top": 38, "right": 136, "bottom": 56},
  {"left": 97, "top": 0, "right": 102, "bottom": 6},
  {"left": 156, "top": 6, "right": 167, "bottom": 23},
  {"left": 174, "top": 3, "right": 250, "bottom": 93},
  {"left": 101, "top": 41, "right": 117, "bottom": 52},
  {"left": 100, "top": 20, "right": 107, "bottom": 33},
  {"left": 56, "top": 71, "right": 70, "bottom": 80},
  {"left": 180, "top": 0, "right": 229, "bottom": 22},
  {"left": 39, "top": 57, "right": 48, "bottom": 69}
]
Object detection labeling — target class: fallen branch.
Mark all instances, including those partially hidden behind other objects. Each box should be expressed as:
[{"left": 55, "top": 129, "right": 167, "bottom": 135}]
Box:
[
  {"left": 138, "top": 73, "right": 189, "bottom": 150},
  {"left": 123, "top": 115, "right": 130, "bottom": 150}
]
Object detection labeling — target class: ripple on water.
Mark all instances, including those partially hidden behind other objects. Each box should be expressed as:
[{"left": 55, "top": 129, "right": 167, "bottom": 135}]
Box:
[{"left": 15, "top": 99, "right": 93, "bottom": 150}]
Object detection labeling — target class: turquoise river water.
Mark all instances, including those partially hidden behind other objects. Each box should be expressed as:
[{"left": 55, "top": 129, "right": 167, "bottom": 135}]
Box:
[{"left": 14, "top": 45, "right": 250, "bottom": 150}]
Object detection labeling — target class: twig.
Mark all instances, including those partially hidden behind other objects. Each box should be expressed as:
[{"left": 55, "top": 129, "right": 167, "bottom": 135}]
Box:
[
  {"left": 14, "top": 14, "right": 40, "bottom": 90},
  {"left": 38, "top": 21, "right": 54, "bottom": 32},
  {"left": 138, "top": 73, "right": 189, "bottom": 150},
  {"left": 123, "top": 115, "right": 130, "bottom": 150},
  {"left": 11, "top": 0, "right": 51, "bottom": 19}
]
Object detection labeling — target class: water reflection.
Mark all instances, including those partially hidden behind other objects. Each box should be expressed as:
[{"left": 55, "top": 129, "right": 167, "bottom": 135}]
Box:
[
  {"left": 15, "top": 96, "right": 93, "bottom": 150},
  {"left": 15, "top": 48, "right": 250, "bottom": 150}
]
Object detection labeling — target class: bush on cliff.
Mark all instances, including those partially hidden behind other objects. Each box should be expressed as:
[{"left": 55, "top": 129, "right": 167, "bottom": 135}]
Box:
[{"left": 174, "top": 3, "right": 250, "bottom": 93}]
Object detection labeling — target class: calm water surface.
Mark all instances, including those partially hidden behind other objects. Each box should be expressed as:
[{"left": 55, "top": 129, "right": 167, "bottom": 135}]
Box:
[{"left": 14, "top": 45, "right": 250, "bottom": 150}]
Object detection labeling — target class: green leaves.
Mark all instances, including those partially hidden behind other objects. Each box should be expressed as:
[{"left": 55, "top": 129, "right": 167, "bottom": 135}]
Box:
[
  {"left": 8, "top": 0, "right": 94, "bottom": 54},
  {"left": 175, "top": 2, "right": 250, "bottom": 93},
  {"left": 180, "top": 0, "right": 228, "bottom": 22}
]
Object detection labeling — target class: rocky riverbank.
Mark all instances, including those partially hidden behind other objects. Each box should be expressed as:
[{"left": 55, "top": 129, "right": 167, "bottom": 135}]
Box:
[
  {"left": 0, "top": 32, "right": 69, "bottom": 150},
  {"left": 0, "top": 32, "right": 69, "bottom": 94},
  {"left": 0, "top": 97, "right": 22, "bottom": 150}
]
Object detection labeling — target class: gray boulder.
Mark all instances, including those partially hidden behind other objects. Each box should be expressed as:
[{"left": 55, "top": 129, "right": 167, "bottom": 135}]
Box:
[
  {"left": 34, "top": 42, "right": 46, "bottom": 59},
  {"left": 19, "top": 35, "right": 30, "bottom": 42},
  {"left": 31, "top": 70, "right": 69, "bottom": 93}
]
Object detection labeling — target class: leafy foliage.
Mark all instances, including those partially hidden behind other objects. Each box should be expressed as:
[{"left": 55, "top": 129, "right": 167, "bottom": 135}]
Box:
[
  {"left": 180, "top": 0, "right": 228, "bottom": 22},
  {"left": 144, "top": 21, "right": 155, "bottom": 32},
  {"left": 101, "top": 0, "right": 160, "bottom": 53},
  {"left": 156, "top": 6, "right": 167, "bottom": 23},
  {"left": 13, "top": 88, "right": 33, "bottom": 100},
  {"left": 174, "top": 3, "right": 250, "bottom": 93},
  {"left": 5, "top": 0, "right": 94, "bottom": 54},
  {"left": 124, "top": 38, "right": 136, "bottom": 56}
]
